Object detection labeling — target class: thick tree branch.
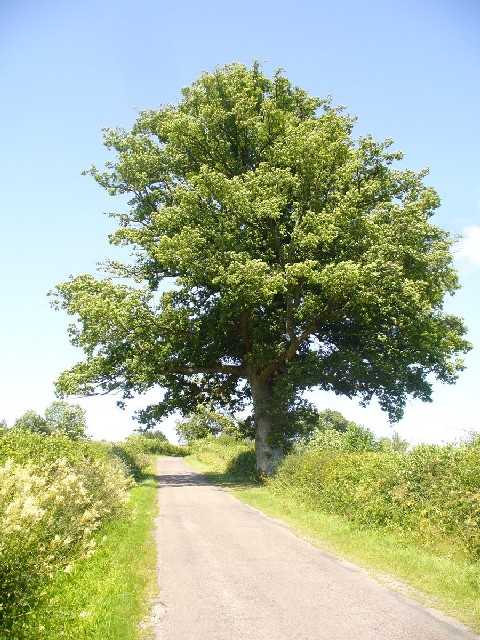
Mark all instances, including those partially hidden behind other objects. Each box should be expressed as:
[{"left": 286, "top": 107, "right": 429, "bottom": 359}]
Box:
[
  {"left": 169, "top": 364, "right": 245, "bottom": 376},
  {"left": 212, "top": 373, "right": 241, "bottom": 396},
  {"left": 285, "top": 291, "right": 295, "bottom": 342},
  {"left": 260, "top": 317, "right": 318, "bottom": 382}
]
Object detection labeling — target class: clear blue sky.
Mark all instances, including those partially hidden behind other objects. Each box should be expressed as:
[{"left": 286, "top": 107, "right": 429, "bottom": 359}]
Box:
[{"left": 1, "top": 0, "right": 479, "bottom": 443}]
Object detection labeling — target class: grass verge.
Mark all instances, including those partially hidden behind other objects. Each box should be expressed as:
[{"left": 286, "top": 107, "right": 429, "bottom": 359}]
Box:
[
  {"left": 185, "top": 455, "right": 480, "bottom": 634},
  {"left": 25, "top": 459, "right": 159, "bottom": 640}
]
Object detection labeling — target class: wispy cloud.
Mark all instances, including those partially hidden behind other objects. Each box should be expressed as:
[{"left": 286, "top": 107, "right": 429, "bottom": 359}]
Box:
[{"left": 455, "top": 226, "right": 480, "bottom": 269}]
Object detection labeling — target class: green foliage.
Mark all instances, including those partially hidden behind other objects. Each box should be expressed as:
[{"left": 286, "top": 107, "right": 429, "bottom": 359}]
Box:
[
  {"left": 303, "top": 421, "right": 380, "bottom": 452},
  {"left": 189, "top": 435, "right": 256, "bottom": 478},
  {"left": 51, "top": 62, "right": 470, "bottom": 472},
  {"left": 189, "top": 429, "right": 480, "bottom": 560},
  {"left": 270, "top": 439, "right": 480, "bottom": 560},
  {"left": 44, "top": 400, "right": 87, "bottom": 439},
  {"left": 317, "top": 409, "right": 355, "bottom": 433},
  {"left": 141, "top": 438, "right": 188, "bottom": 456},
  {"left": 21, "top": 472, "right": 159, "bottom": 640},
  {"left": 377, "top": 431, "right": 409, "bottom": 453},
  {"left": 0, "top": 429, "right": 133, "bottom": 636},
  {"left": 127, "top": 433, "right": 188, "bottom": 456},
  {"left": 108, "top": 436, "right": 151, "bottom": 480},
  {"left": 270, "top": 401, "right": 322, "bottom": 446},
  {"left": 233, "top": 416, "right": 256, "bottom": 441},
  {"left": 0, "top": 428, "right": 97, "bottom": 467},
  {"left": 13, "top": 409, "right": 50, "bottom": 434},
  {"left": 108, "top": 435, "right": 188, "bottom": 480},
  {"left": 175, "top": 405, "right": 251, "bottom": 443},
  {"left": 300, "top": 410, "right": 409, "bottom": 453},
  {"left": 135, "top": 428, "right": 168, "bottom": 441},
  {"left": 0, "top": 424, "right": 188, "bottom": 637},
  {"left": 176, "top": 405, "right": 233, "bottom": 442},
  {"left": 13, "top": 401, "right": 88, "bottom": 439}
]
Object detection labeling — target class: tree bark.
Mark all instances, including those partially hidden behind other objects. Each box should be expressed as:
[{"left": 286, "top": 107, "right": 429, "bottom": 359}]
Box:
[{"left": 248, "top": 366, "right": 283, "bottom": 475}]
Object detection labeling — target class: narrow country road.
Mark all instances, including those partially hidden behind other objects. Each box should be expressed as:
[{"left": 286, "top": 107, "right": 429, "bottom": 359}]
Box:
[{"left": 154, "top": 457, "right": 476, "bottom": 640}]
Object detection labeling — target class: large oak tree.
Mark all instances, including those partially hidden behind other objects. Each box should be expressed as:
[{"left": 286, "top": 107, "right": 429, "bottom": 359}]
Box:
[{"left": 52, "top": 63, "right": 470, "bottom": 474}]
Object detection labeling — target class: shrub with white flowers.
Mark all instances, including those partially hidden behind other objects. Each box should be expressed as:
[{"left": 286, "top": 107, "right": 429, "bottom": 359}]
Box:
[{"left": 0, "top": 431, "right": 133, "bottom": 632}]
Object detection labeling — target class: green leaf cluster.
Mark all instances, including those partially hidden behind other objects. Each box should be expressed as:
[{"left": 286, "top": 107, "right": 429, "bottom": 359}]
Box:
[{"left": 299, "top": 409, "right": 408, "bottom": 452}]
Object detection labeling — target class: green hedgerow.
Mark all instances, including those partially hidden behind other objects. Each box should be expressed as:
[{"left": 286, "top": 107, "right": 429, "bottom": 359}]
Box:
[{"left": 269, "top": 438, "right": 480, "bottom": 559}]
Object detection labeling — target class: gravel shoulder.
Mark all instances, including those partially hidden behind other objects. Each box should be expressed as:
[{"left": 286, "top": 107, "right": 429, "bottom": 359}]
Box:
[{"left": 153, "top": 457, "right": 477, "bottom": 640}]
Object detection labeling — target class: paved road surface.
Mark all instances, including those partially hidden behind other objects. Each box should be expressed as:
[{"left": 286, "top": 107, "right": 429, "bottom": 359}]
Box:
[{"left": 154, "top": 457, "right": 476, "bottom": 640}]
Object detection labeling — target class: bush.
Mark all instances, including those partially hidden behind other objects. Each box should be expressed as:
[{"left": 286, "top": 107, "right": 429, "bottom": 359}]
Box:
[
  {"left": 269, "top": 438, "right": 480, "bottom": 559},
  {"left": 190, "top": 435, "right": 255, "bottom": 478},
  {"left": 107, "top": 436, "right": 151, "bottom": 480},
  {"left": 187, "top": 428, "right": 480, "bottom": 559},
  {"left": 301, "top": 422, "right": 380, "bottom": 452},
  {"left": 271, "top": 449, "right": 401, "bottom": 524},
  {"left": 399, "top": 442, "right": 480, "bottom": 556},
  {"left": 0, "top": 429, "right": 103, "bottom": 467},
  {"left": 0, "top": 430, "right": 133, "bottom": 634},
  {"left": 96, "top": 434, "right": 188, "bottom": 481}
]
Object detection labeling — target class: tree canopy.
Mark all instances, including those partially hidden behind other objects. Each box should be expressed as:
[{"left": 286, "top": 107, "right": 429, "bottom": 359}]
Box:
[
  {"left": 44, "top": 401, "right": 87, "bottom": 439},
  {"left": 51, "top": 62, "right": 470, "bottom": 473},
  {"left": 13, "top": 401, "right": 87, "bottom": 439},
  {"left": 13, "top": 410, "right": 50, "bottom": 435},
  {"left": 316, "top": 409, "right": 357, "bottom": 433}
]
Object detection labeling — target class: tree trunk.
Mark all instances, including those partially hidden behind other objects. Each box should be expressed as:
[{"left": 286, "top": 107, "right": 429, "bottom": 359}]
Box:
[{"left": 248, "top": 367, "right": 283, "bottom": 475}]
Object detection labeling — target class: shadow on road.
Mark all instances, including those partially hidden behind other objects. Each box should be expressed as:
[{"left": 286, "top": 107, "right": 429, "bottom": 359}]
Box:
[{"left": 158, "top": 471, "right": 214, "bottom": 488}]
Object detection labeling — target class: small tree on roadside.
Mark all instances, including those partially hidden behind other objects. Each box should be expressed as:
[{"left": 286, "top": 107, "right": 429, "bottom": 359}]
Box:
[
  {"left": 378, "top": 431, "right": 409, "bottom": 453},
  {"left": 44, "top": 401, "right": 87, "bottom": 439},
  {"left": 13, "top": 410, "right": 51, "bottom": 435},
  {"left": 51, "top": 63, "right": 470, "bottom": 474},
  {"left": 304, "top": 419, "right": 378, "bottom": 452}
]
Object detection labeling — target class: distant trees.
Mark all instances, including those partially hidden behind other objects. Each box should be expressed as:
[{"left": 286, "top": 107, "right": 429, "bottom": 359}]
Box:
[
  {"left": 317, "top": 409, "right": 355, "bottom": 433},
  {"left": 302, "top": 409, "right": 409, "bottom": 453},
  {"left": 175, "top": 404, "right": 408, "bottom": 454},
  {"left": 44, "top": 401, "right": 87, "bottom": 439},
  {"left": 13, "top": 401, "right": 88, "bottom": 439},
  {"left": 175, "top": 405, "right": 244, "bottom": 444},
  {"left": 13, "top": 410, "right": 50, "bottom": 435},
  {"left": 135, "top": 429, "right": 168, "bottom": 442}
]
